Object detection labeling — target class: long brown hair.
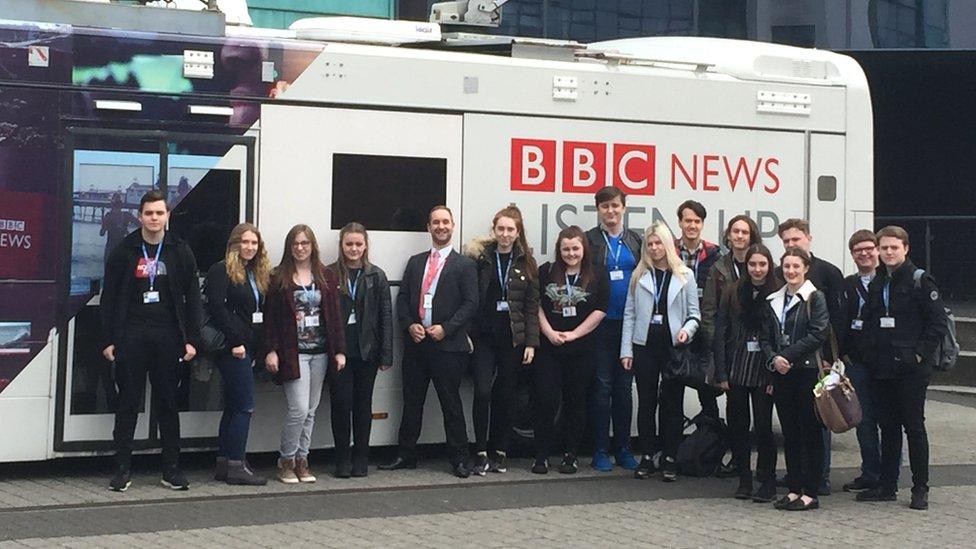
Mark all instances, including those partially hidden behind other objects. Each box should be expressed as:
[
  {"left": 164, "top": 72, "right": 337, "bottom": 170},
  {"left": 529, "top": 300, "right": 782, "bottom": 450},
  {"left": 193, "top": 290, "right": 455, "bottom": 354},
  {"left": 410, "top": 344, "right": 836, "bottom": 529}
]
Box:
[
  {"left": 335, "top": 222, "right": 371, "bottom": 296},
  {"left": 723, "top": 214, "right": 762, "bottom": 249},
  {"left": 274, "top": 224, "right": 327, "bottom": 292},
  {"left": 733, "top": 243, "right": 781, "bottom": 329},
  {"left": 492, "top": 205, "right": 537, "bottom": 281},
  {"left": 225, "top": 222, "right": 271, "bottom": 292},
  {"left": 549, "top": 225, "right": 594, "bottom": 288}
]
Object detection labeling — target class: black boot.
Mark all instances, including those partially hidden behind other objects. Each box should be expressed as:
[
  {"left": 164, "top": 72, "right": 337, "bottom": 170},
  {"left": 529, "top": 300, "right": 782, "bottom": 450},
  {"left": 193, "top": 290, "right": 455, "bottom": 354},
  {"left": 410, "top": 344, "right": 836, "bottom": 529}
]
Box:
[
  {"left": 753, "top": 478, "right": 777, "bottom": 503},
  {"left": 335, "top": 450, "right": 352, "bottom": 479},
  {"left": 214, "top": 456, "right": 228, "bottom": 482},
  {"left": 227, "top": 460, "right": 267, "bottom": 486},
  {"left": 351, "top": 453, "right": 368, "bottom": 477},
  {"left": 734, "top": 477, "right": 753, "bottom": 500}
]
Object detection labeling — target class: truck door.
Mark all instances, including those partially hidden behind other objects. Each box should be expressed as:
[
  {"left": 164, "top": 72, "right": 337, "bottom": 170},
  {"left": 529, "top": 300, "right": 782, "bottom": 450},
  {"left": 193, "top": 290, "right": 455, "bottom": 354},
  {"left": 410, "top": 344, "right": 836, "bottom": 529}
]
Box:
[{"left": 807, "top": 133, "right": 847, "bottom": 269}]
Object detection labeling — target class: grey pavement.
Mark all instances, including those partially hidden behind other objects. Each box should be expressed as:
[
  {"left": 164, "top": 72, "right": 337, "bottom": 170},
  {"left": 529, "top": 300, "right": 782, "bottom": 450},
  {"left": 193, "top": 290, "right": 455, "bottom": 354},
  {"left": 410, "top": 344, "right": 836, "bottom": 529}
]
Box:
[{"left": 0, "top": 392, "right": 974, "bottom": 546}]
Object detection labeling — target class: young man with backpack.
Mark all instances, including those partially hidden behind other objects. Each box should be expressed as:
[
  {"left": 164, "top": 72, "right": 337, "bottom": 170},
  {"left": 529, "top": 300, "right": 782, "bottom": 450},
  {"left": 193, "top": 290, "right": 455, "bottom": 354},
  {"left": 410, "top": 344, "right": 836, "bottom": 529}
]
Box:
[{"left": 857, "top": 226, "right": 949, "bottom": 510}]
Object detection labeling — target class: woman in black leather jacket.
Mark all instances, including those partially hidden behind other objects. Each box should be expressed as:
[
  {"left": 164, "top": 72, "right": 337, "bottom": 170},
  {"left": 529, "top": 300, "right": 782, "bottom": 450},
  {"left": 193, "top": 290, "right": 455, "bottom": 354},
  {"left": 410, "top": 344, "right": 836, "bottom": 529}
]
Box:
[
  {"left": 326, "top": 222, "right": 393, "bottom": 478},
  {"left": 762, "top": 248, "right": 830, "bottom": 511}
]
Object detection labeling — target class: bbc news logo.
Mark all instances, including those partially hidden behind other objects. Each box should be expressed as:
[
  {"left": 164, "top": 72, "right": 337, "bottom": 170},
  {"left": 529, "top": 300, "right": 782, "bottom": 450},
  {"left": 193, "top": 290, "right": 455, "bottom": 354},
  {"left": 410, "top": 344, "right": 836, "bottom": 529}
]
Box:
[
  {"left": 0, "top": 218, "right": 26, "bottom": 232},
  {"left": 510, "top": 139, "right": 656, "bottom": 195}
]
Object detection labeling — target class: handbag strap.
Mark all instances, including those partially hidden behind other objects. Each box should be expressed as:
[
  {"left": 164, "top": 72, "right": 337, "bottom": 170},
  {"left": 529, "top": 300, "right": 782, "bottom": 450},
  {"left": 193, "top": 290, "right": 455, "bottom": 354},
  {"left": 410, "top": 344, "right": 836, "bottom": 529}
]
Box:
[{"left": 805, "top": 296, "right": 839, "bottom": 376}]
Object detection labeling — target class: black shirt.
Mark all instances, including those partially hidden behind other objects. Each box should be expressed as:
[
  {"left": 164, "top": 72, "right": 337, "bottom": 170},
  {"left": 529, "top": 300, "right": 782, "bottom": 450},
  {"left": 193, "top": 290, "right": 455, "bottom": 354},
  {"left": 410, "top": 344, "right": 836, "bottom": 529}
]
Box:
[
  {"left": 340, "top": 268, "right": 363, "bottom": 360},
  {"left": 539, "top": 262, "right": 609, "bottom": 352},
  {"left": 127, "top": 241, "right": 179, "bottom": 329},
  {"left": 485, "top": 252, "right": 514, "bottom": 339},
  {"left": 645, "top": 268, "right": 672, "bottom": 347}
]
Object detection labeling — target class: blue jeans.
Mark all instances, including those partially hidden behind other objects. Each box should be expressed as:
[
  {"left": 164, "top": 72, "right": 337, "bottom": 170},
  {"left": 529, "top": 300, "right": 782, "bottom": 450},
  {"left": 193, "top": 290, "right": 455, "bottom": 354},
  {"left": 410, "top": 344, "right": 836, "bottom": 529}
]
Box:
[
  {"left": 589, "top": 319, "right": 633, "bottom": 453},
  {"left": 216, "top": 352, "right": 256, "bottom": 460},
  {"left": 846, "top": 360, "right": 882, "bottom": 483}
]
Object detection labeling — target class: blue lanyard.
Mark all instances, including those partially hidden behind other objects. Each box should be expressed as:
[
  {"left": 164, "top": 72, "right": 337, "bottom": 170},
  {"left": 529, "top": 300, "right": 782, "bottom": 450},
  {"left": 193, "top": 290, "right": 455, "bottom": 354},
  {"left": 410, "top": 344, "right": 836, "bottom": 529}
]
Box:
[
  {"left": 883, "top": 280, "right": 890, "bottom": 315},
  {"left": 565, "top": 272, "right": 579, "bottom": 297},
  {"left": 347, "top": 270, "right": 361, "bottom": 300},
  {"left": 496, "top": 251, "right": 513, "bottom": 300},
  {"left": 141, "top": 241, "right": 162, "bottom": 291},
  {"left": 247, "top": 270, "right": 260, "bottom": 311},
  {"left": 602, "top": 231, "right": 623, "bottom": 270},
  {"left": 300, "top": 281, "right": 316, "bottom": 302},
  {"left": 780, "top": 294, "right": 794, "bottom": 334},
  {"left": 650, "top": 269, "right": 667, "bottom": 314}
]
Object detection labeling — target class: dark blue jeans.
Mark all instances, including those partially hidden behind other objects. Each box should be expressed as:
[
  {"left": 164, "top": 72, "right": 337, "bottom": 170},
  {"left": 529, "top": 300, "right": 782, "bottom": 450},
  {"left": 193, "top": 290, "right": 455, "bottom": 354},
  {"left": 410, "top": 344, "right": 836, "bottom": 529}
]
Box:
[
  {"left": 846, "top": 360, "right": 882, "bottom": 483},
  {"left": 216, "top": 352, "right": 256, "bottom": 460},
  {"left": 589, "top": 319, "right": 633, "bottom": 453}
]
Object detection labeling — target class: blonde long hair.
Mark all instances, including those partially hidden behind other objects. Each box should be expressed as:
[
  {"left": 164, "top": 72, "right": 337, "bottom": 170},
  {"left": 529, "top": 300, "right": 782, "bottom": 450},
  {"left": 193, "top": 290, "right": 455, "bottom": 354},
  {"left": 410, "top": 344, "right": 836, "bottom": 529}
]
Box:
[
  {"left": 225, "top": 222, "right": 271, "bottom": 292},
  {"left": 630, "top": 221, "right": 687, "bottom": 292}
]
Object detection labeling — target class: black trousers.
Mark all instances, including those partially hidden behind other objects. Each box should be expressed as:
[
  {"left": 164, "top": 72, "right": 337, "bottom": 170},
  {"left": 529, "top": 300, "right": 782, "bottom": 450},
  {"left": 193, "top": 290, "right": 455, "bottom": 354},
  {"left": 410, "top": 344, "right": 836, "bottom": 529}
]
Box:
[
  {"left": 113, "top": 326, "right": 183, "bottom": 469},
  {"left": 471, "top": 332, "right": 523, "bottom": 454},
  {"left": 773, "top": 367, "right": 823, "bottom": 497},
  {"left": 727, "top": 384, "right": 776, "bottom": 482},
  {"left": 632, "top": 343, "right": 664, "bottom": 456},
  {"left": 533, "top": 343, "right": 594, "bottom": 460},
  {"left": 876, "top": 374, "right": 929, "bottom": 492},
  {"left": 397, "top": 341, "right": 468, "bottom": 465},
  {"left": 329, "top": 357, "right": 380, "bottom": 462}
]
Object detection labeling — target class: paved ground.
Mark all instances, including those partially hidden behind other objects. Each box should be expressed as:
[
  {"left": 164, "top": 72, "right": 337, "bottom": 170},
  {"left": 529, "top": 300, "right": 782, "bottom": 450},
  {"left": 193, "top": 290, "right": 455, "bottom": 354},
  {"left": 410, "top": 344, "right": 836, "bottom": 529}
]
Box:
[{"left": 0, "top": 389, "right": 974, "bottom": 547}]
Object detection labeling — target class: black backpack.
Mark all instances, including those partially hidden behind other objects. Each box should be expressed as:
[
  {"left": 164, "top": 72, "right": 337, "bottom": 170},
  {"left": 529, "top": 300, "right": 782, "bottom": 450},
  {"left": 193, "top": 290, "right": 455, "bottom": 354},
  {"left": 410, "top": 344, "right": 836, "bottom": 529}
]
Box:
[
  {"left": 913, "top": 269, "right": 960, "bottom": 372},
  {"left": 676, "top": 413, "right": 729, "bottom": 477}
]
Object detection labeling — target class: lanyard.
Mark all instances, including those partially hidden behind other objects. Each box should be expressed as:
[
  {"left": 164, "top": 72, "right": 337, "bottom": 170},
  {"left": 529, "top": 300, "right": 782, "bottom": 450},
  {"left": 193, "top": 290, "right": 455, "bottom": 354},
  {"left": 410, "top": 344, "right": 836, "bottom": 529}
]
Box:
[
  {"left": 347, "top": 270, "right": 361, "bottom": 300},
  {"left": 732, "top": 261, "right": 742, "bottom": 280},
  {"left": 565, "top": 272, "right": 579, "bottom": 297},
  {"left": 141, "top": 241, "right": 162, "bottom": 291},
  {"left": 780, "top": 294, "right": 794, "bottom": 334},
  {"left": 883, "top": 280, "right": 890, "bottom": 316},
  {"left": 247, "top": 270, "right": 260, "bottom": 312},
  {"left": 602, "top": 231, "right": 623, "bottom": 270},
  {"left": 650, "top": 269, "right": 668, "bottom": 314},
  {"left": 855, "top": 279, "right": 870, "bottom": 318},
  {"left": 496, "top": 251, "right": 513, "bottom": 300}
]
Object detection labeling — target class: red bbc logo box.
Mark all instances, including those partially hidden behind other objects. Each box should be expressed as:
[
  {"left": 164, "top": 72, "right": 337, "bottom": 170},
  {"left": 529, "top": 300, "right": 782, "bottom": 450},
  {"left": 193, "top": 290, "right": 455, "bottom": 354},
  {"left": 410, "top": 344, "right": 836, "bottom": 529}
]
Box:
[{"left": 510, "top": 138, "right": 656, "bottom": 196}]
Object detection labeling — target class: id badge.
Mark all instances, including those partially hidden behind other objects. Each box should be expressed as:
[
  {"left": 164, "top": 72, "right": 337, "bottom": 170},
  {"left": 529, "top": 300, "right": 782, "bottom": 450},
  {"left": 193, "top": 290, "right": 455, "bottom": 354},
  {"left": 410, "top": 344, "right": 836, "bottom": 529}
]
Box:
[
  {"left": 423, "top": 294, "right": 434, "bottom": 309},
  {"left": 651, "top": 314, "right": 664, "bottom": 325},
  {"left": 880, "top": 317, "right": 896, "bottom": 329},
  {"left": 496, "top": 300, "right": 510, "bottom": 312},
  {"left": 347, "top": 311, "right": 357, "bottom": 325},
  {"left": 609, "top": 269, "right": 625, "bottom": 281},
  {"left": 143, "top": 291, "right": 160, "bottom": 304},
  {"left": 562, "top": 306, "right": 577, "bottom": 318},
  {"left": 850, "top": 319, "right": 864, "bottom": 331},
  {"left": 304, "top": 315, "right": 320, "bottom": 328},
  {"left": 746, "top": 341, "right": 761, "bottom": 353},
  {"left": 697, "top": 288, "right": 704, "bottom": 299},
  {"left": 252, "top": 312, "right": 264, "bottom": 324}
]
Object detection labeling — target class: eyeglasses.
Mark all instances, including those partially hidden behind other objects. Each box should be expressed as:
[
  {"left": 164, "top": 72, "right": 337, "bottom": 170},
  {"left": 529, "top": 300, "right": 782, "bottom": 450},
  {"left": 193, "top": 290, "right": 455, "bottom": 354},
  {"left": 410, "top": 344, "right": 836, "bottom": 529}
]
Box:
[
  {"left": 851, "top": 246, "right": 875, "bottom": 255},
  {"left": 292, "top": 241, "right": 312, "bottom": 248}
]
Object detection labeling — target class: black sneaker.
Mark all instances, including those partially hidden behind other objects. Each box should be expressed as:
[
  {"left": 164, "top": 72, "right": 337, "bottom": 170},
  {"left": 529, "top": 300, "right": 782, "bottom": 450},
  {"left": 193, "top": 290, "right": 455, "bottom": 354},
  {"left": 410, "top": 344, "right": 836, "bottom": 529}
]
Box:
[
  {"left": 909, "top": 489, "right": 929, "bottom": 511},
  {"left": 473, "top": 453, "right": 489, "bottom": 476},
  {"left": 558, "top": 453, "right": 579, "bottom": 474},
  {"left": 109, "top": 468, "right": 131, "bottom": 492},
  {"left": 843, "top": 477, "right": 877, "bottom": 492},
  {"left": 661, "top": 457, "right": 677, "bottom": 482},
  {"left": 488, "top": 451, "right": 508, "bottom": 473},
  {"left": 161, "top": 466, "right": 189, "bottom": 490},
  {"left": 634, "top": 455, "right": 654, "bottom": 480},
  {"left": 856, "top": 486, "right": 897, "bottom": 502},
  {"left": 531, "top": 458, "right": 549, "bottom": 474}
]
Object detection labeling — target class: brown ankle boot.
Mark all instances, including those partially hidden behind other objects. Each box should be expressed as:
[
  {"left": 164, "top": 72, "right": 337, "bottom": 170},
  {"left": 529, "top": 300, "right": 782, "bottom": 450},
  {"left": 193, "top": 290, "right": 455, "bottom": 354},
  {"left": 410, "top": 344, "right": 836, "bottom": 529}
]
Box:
[
  {"left": 295, "top": 456, "right": 317, "bottom": 483},
  {"left": 277, "top": 457, "right": 299, "bottom": 484}
]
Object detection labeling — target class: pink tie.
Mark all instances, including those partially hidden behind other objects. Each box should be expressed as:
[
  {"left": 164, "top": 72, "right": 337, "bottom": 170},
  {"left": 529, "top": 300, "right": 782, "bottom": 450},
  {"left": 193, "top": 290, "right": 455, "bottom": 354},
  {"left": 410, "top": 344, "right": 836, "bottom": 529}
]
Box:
[{"left": 419, "top": 252, "right": 442, "bottom": 319}]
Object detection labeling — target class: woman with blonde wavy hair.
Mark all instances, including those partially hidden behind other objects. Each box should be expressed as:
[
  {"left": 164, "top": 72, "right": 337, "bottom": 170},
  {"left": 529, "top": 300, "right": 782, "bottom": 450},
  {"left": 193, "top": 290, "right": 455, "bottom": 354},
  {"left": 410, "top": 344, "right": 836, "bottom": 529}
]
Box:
[
  {"left": 619, "top": 221, "right": 700, "bottom": 482},
  {"left": 204, "top": 222, "right": 271, "bottom": 485}
]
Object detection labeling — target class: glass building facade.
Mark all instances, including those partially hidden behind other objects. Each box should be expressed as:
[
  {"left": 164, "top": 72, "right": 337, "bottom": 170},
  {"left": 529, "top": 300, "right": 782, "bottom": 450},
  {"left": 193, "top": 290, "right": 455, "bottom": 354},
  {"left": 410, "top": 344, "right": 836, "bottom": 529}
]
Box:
[{"left": 396, "top": 0, "right": 976, "bottom": 49}]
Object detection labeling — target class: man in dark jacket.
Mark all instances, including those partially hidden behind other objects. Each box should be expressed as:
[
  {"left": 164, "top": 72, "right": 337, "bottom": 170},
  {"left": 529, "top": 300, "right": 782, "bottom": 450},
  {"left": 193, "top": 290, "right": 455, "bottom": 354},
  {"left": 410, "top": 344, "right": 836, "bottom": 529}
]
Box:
[
  {"left": 857, "top": 226, "right": 947, "bottom": 511},
  {"left": 778, "top": 218, "right": 844, "bottom": 495},
  {"left": 100, "top": 191, "right": 202, "bottom": 492},
  {"left": 839, "top": 229, "right": 888, "bottom": 493},
  {"left": 381, "top": 206, "right": 478, "bottom": 478},
  {"left": 585, "top": 187, "right": 642, "bottom": 472},
  {"left": 675, "top": 200, "right": 722, "bottom": 420}
]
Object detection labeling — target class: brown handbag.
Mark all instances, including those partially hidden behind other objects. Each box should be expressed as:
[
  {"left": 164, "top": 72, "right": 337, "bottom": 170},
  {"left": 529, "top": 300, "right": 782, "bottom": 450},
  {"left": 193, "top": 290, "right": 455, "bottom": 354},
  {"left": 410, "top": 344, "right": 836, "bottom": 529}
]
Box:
[{"left": 812, "top": 324, "right": 862, "bottom": 433}]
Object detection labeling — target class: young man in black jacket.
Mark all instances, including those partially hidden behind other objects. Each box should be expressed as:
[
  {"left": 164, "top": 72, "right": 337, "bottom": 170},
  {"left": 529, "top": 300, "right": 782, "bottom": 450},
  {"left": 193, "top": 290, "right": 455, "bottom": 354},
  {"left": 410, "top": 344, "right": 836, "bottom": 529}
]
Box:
[
  {"left": 101, "top": 191, "right": 202, "bottom": 492},
  {"left": 778, "top": 218, "right": 844, "bottom": 495},
  {"left": 857, "top": 226, "right": 947, "bottom": 511}
]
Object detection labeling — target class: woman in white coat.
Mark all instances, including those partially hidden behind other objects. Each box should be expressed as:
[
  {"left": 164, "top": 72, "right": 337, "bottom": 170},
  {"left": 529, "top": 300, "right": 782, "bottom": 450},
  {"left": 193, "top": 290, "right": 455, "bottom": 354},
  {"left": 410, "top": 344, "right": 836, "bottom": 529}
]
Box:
[{"left": 620, "top": 221, "right": 700, "bottom": 482}]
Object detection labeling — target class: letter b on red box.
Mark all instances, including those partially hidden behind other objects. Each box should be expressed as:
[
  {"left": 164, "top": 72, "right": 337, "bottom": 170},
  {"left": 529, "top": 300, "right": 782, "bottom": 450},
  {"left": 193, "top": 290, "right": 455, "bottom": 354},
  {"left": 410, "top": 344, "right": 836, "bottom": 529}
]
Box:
[
  {"left": 511, "top": 139, "right": 556, "bottom": 192},
  {"left": 561, "top": 141, "right": 605, "bottom": 194},
  {"left": 613, "top": 144, "right": 656, "bottom": 196}
]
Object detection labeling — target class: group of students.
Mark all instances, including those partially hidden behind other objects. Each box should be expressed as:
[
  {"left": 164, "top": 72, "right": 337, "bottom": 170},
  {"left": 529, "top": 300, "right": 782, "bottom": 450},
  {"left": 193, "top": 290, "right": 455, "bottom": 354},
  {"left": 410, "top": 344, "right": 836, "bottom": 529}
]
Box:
[{"left": 100, "top": 188, "right": 946, "bottom": 513}]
